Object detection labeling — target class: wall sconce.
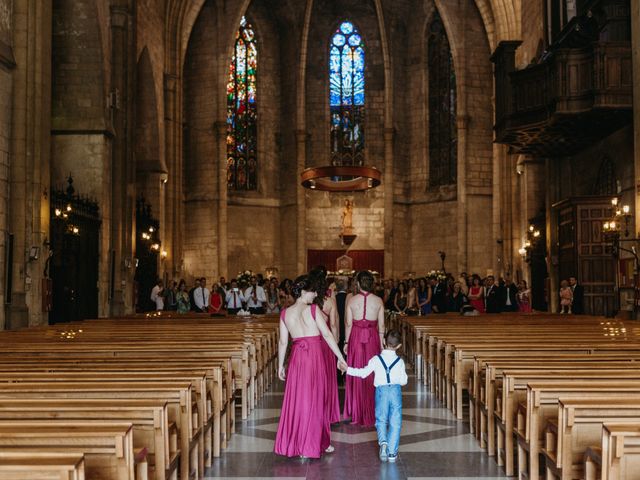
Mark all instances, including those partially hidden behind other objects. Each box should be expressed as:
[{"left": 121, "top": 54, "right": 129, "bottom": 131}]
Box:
[
  {"left": 29, "top": 246, "right": 40, "bottom": 261},
  {"left": 160, "top": 250, "right": 168, "bottom": 259},
  {"left": 518, "top": 246, "right": 527, "bottom": 257},
  {"left": 151, "top": 243, "right": 160, "bottom": 251}
]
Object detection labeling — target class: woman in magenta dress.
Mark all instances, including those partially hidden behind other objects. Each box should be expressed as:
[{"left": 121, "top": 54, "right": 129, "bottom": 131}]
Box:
[
  {"left": 343, "top": 270, "right": 385, "bottom": 426},
  {"left": 274, "top": 271, "right": 347, "bottom": 458},
  {"left": 321, "top": 291, "right": 341, "bottom": 424}
]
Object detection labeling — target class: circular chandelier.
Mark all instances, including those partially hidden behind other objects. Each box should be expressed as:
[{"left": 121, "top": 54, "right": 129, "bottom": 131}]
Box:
[{"left": 300, "top": 165, "right": 381, "bottom": 192}]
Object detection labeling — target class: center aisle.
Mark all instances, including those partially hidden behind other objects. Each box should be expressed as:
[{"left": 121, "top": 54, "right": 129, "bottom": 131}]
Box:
[{"left": 205, "top": 374, "right": 509, "bottom": 479}]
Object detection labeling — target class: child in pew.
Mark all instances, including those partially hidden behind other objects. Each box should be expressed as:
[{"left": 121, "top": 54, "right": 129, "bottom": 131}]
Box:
[{"left": 346, "top": 329, "right": 408, "bottom": 462}]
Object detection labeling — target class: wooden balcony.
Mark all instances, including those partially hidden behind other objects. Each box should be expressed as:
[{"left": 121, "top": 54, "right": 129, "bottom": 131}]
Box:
[{"left": 492, "top": 6, "right": 632, "bottom": 156}]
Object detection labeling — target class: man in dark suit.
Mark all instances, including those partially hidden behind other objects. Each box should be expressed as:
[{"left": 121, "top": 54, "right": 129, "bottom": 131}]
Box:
[
  {"left": 431, "top": 277, "right": 448, "bottom": 313},
  {"left": 485, "top": 276, "right": 501, "bottom": 313},
  {"left": 502, "top": 274, "right": 519, "bottom": 312},
  {"left": 569, "top": 276, "right": 584, "bottom": 314}
]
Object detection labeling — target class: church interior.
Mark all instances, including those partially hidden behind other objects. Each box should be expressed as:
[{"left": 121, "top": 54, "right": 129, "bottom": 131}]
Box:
[{"left": 0, "top": 0, "right": 639, "bottom": 478}]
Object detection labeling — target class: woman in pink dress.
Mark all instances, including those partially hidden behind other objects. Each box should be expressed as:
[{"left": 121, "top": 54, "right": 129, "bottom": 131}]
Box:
[
  {"left": 274, "top": 271, "right": 347, "bottom": 458},
  {"left": 468, "top": 275, "right": 486, "bottom": 313},
  {"left": 517, "top": 280, "right": 533, "bottom": 313},
  {"left": 343, "top": 270, "right": 385, "bottom": 426},
  {"left": 321, "top": 290, "right": 341, "bottom": 424}
]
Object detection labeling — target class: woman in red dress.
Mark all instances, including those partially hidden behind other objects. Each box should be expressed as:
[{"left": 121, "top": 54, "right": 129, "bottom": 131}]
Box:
[
  {"left": 208, "top": 285, "right": 224, "bottom": 314},
  {"left": 343, "top": 270, "right": 384, "bottom": 426},
  {"left": 468, "top": 275, "right": 485, "bottom": 313},
  {"left": 274, "top": 271, "right": 347, "bottom": 458}
]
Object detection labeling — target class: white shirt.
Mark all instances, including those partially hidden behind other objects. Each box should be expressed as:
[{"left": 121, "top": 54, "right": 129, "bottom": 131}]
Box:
[
  {"left": 347, "top": 349, "right": 408, "bottom": 387},
  {"left": 150, "top": 285, "right": 164, "bottom": 311},
  {"left": 245, "top": 285, "right": 267, "bottom": 308},
  {"left": 194, "top": 286, "right": 210, "bottom": 310},
  {"left": 225, "top": 289, "right": 246, "bottom": 309}
]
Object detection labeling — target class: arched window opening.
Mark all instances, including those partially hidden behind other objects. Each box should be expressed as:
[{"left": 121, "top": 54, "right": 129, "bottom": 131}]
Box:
[
  {"left": 428, "top": 11, "right": 457, "bottom": 187},
  {"left": 227, "top": 16, "right": 258, "bottom": 191}
]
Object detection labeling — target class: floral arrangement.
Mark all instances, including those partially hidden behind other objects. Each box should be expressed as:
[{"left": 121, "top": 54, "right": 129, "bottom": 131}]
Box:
[
  {"left": 426, "top": 269, "right": 447, "bottom": 281},
  {"left": 237, "top": 270, "right": 254, "bottom": 289}
]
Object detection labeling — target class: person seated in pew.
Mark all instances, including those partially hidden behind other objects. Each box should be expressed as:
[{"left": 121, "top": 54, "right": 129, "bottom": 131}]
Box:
[{"left": 225, "top": 279, "right": 246, "bottom": 315}]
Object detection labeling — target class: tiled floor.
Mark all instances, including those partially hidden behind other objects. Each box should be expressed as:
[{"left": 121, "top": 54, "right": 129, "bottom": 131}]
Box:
[{"left": 205, "top": 375, "right": 510, "bottom": 479}]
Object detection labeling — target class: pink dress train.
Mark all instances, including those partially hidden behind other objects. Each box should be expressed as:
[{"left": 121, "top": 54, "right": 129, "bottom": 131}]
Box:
[
  {"left": 319, "top": 309, "right": 341, "bottom": 424},
  {"left": 274, "top": 307, "right": 330, "bottom": 458},
  {"left": 343, "top": 292, "right": 381, "bottom": 426}
]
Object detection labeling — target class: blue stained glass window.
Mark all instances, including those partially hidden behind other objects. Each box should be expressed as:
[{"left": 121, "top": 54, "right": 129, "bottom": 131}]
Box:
[{"left": 330, "top": 21, "right": 365, "bottom": 167}]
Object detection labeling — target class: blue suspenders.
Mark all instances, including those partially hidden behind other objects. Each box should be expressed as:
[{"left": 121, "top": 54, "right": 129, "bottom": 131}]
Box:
[{"left": 377, "top": 355, "right": 402, "bottom": 384}]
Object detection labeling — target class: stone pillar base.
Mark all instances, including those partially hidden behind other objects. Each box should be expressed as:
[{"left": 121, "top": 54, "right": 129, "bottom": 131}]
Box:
[{"left": 6, "top": 293, "right": 30, "bottom": 329}]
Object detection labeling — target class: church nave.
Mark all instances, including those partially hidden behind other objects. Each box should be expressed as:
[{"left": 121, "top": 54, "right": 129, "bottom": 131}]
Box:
[{"left": 206, "top": 375, "right": 509, "bottom": 479}]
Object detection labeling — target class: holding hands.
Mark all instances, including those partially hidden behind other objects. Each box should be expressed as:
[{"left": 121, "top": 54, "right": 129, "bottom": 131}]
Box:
[{"left": 337, "top": 359, "right": 348, "bottom": 373}]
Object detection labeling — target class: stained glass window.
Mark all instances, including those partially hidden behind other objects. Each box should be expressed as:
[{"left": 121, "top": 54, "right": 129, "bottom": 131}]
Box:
[
  {"left": 330, "top": 21, "right": 365, "bottom": 166},
  {"left": 227, "top": 16, "right": 257, "bottom": 191},
  {"left": 428, "top": 11, "right": 457, "bottom": 187}
]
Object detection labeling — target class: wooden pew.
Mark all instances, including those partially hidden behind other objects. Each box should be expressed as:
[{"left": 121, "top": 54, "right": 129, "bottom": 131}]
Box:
[
  {"left": 0, "top": 421, "right": 144, "bottom": 480},
  {"left": 0, "top": 399, "right": 177, "bottom": 480},
  {"left": 542, "top": 397, "right": 640, "bottom": 480},
  {"left": 585, "top": 424, "right": 640, "bottom": 480},
  {"left": 517, "top": 382, "right": 640, "bottom": 480},
  {"left": 0, "top": 453, "right": 85, "bottom": 480},
  {"left": 0, "top": 381, "right": 197, "bottom": 480}
]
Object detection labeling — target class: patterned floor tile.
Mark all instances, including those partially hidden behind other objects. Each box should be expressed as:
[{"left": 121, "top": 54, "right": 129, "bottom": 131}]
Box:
[{"left": 204, "top": 373, "right": 509, "bottom": 478}]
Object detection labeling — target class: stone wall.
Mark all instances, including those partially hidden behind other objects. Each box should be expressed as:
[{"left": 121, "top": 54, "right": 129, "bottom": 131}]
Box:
[{"left": 0, "top": 0, "right": 13, "bottom": 329}]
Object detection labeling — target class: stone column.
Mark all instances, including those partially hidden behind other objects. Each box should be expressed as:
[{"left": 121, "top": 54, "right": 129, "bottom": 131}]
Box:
[
  {"left": 295, "top": 130, "right": 307, "bottom": 274},
  {"left": 546, "top": 157, "right": 559, "bottom": 313},
  {"left": 215, "top": 120, "right": 228, "bottom": 278},
  {"left": 383, "top": 127, "right": 394, "bottom": 277},
  {"left": 109, "top": 4, "right": 136, "bottom": 315},
  {"left": 7, "top": 0, "right": 51, "bottom": 328},
  {"left": 163, "top": 73, "right": 180, "bottom": 278},
  {"left": 456, "top": 115, "right": 470, "bottom": 275},
  {"left": 492, "top": 145, "right": 506, "bottom": 276}
]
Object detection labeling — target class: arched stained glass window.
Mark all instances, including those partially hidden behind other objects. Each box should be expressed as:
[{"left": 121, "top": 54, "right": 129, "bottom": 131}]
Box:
[
  {"left": 227, "top": 16, "right": 257, "bottom": 191},
  {"left": 330, "top": 21, "right": 365, "bottom": 166},
  {"left": 428, "top": 11, "right": 457, "bottom": 187}
]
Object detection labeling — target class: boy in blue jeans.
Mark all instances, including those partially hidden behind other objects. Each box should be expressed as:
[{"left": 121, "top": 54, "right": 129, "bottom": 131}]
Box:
[{"left": 346, "top": 329, "right": 408, "bottom": 462}]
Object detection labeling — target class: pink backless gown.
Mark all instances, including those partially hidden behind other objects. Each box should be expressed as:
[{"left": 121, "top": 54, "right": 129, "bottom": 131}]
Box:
[
  {"left": 343, "top": 291, "right": 381, "bottom": 426},
  {"left": 274, "top": 305, "right": 331, "bottom": 458},
  {"left": 319, "top": 308, "right": 341, "bottom": 424}
]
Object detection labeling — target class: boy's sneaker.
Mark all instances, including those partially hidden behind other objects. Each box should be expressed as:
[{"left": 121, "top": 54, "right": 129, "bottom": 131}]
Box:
[
  {"left": 379, "top": 443, "right": 388, "bottom": 462},
  {"left": 388, "top": 453, "right": 398, "bottom": 463}
]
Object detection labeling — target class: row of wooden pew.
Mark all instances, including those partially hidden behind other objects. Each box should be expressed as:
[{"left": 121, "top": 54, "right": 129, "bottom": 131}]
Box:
[
  {"left": 0, "top": 313, "right": 280, "bottom": 480},
  {"left": 394, "top": 313, "right": 640, "bottom": 480}
]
